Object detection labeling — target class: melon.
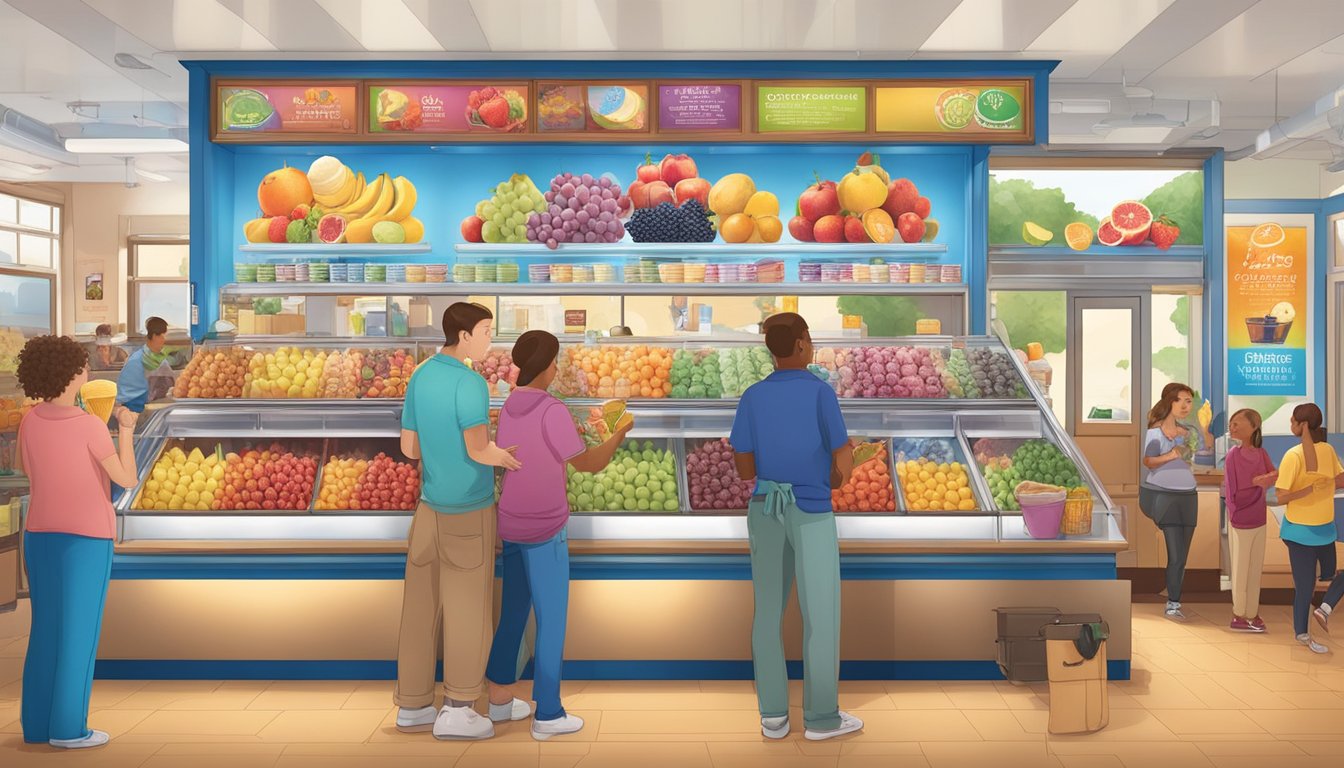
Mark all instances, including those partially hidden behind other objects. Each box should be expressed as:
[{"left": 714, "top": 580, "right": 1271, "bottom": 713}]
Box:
[
  {"left": 588, "top": 86, "right": 645, "bottom": 130},
  {"left": 372, "top": 221, "right": 406, "bottom": 244},
  {"left": 316, "top": 213, "right": 347, "bottom": 244}
]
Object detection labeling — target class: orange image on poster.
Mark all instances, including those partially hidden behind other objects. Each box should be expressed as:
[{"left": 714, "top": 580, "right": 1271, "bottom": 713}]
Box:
[{"left": 1225, "top": 222, "right": 1308, "bottom": 396}]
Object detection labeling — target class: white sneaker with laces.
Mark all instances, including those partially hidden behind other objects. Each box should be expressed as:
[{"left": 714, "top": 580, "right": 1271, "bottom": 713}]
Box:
[
  {"left": 804, "top": 711, "right": 864, "bottom": 741},
  {"left": 489, "top": 697, "right": 533, "bottom": 723},
  {"left": 1298, "top": 633, "right": 1330, "bottom": 655},
  {"left": 761, "top": 715, "right": 790, "bottom": 739},
  {"left": 50, "top": 730, "right": 110, "bottom": 750},
  {"left": 433, "top": 705, "right": 495, "bottom": 740},
  {"left": 532, "top": 713, "right": 584, "bottom": 740},
  {"left": 395, "top": 705, "right": 438, "bottom": 733}
]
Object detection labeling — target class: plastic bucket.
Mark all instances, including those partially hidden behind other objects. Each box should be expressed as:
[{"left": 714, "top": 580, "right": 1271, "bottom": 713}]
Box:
[{"left": 1020, "top": 495, "right": 1066, "bottom": 539}]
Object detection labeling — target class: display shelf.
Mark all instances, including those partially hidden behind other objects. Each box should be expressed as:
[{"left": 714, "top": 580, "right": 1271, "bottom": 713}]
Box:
[
  {"left": 454, "top": 243, "right": 948, "bottom": 258},
  {"left": 220, "top": 281, "right": 967, "bottom": 297},
  {"left": 238, "top": 243, "right": 434, "bottom": 258}
]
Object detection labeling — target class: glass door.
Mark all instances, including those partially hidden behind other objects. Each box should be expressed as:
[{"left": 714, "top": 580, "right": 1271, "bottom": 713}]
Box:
[{"left": 1331, "top": 213, "right": 1344, "bottom": 431}]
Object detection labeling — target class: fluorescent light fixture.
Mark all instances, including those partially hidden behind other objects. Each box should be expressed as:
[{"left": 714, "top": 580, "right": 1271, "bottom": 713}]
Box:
[
  {"left": 1052, "top": 99, "right": 1112, "bottom": 115},
  {"left": 135, "top": 167, "right": 171, "bottom": 182},
  {"left": 64, "top": 138, "right": 188, "bottom": 154},
  {"left": 1095, "top": 113, "right": 1186, "bottom": 130}
]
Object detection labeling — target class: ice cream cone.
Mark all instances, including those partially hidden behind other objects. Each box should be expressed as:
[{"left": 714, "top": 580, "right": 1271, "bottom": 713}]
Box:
[{"left": 80, "top": 379, "right": 118, "bottom": 422}]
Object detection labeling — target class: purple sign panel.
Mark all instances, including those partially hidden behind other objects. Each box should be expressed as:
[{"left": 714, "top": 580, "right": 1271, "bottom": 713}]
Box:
[{"left": 657, "top": 84, "right": 742, "bottom": 132}]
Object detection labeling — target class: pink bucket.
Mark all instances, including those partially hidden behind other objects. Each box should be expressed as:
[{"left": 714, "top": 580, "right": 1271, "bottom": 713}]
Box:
[{"left": 1019, "top": 496, "right": 1066, "bottom": 539}]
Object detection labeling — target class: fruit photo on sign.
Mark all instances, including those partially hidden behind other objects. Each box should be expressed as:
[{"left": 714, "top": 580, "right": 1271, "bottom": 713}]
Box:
[
  {"left": 374, "top": 88, "right": 423, "bottom": 131},
  {"left": 466, "top": 86, "right": 527, "bottom": 132},
  {"left": 537, "top": 84, "right": 585, "bottom": 130}
]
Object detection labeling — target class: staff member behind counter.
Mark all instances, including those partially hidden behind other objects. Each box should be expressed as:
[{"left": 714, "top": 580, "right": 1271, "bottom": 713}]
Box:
[
  {"left": 88, "top": 325, "right": 128, "bottom": 371},
  {"left": 116, "top": 317, "right": 168, "bottom": 414}
]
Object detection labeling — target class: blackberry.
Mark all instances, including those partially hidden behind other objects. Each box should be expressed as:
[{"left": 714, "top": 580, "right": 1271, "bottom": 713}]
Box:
[{"left": 628, "top": 199, "right": 717, "bottom": 243}]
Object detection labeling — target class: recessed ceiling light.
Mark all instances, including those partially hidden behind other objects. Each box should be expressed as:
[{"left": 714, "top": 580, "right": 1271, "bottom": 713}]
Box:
[{"left": 64, "top": 138, "right": 188, "bottom": 154}]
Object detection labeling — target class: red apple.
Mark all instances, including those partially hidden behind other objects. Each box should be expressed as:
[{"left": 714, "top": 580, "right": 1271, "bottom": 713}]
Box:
[
  {"left": 636, "top": 153, "right": 661, "bottom": 183},
  {"left": 630, "top": 180, "right": 674, "bottom": 209},
  {"left": 674, "top": 177, "right": 711, "bottom": 208},
  {"left": 882, "top": 178, "right": 920, "bottom": 218},
  {"left": 798, "top": 176, "right": 841, "bottom": 222},
  {"left": 460, "top": 215, "right": 484, "bottom": 243},
  {"left": 659, "top": 154, "right": 698, "bottom": 189},
  {"left": 813, "top": 214, "right": 845, "bottom": 243},
  {"left": 913, "top": 196, "right": 931, "bottom": 219},
  {"left": 897, "top": 212, "right": 926, "bottom": 243},
  {"left": 788, "top": 215, "right": 815, "bottom": 242},
  {"left": 843, "top": 215, "right": 869, "bottom": 243}
]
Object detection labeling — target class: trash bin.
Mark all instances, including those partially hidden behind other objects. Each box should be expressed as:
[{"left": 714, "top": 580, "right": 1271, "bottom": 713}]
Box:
[
  {"left": 994, "top": 608, "right": 1103, "bottom": 683},
  {"left": 1044, "top": 620, "right": 1110, "bottom": 735}
]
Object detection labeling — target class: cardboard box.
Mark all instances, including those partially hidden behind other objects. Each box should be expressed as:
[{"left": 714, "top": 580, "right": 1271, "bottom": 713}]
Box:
[{"left": 1045, "top": 633, "right": 1109, "bottom": 734}]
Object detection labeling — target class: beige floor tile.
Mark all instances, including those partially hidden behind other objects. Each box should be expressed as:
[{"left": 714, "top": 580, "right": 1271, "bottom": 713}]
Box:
[
  {"left": 0, "top": 637, "right": 27, "bottom": 657},
  {"left": 454, "top": 757, "right": 540, "bottom": 768},
  {"left": 1112, "top": 674, "right": 1206, "bottom": 709},
  {"left": 1205, "top": 676, "right": 1296, "bottom": 710},
  {"left": 836, "top": 757, "right": 930, "bottom": 768},
  {"left": 1272, "top": 690, "right": 1344, "bottom": 707},
  {"left": 1247, "top": 672, "right": 1329, "bottom": 692},
  {"left": 886, "top": 683, "right": 957, "bottom": 710},
  {"left": 0, "top": 658, "right": 22, "bottom": 686},
  {"left": 339, "top": 681, "right": 393, "bottom": 710},
  {"left": 938, "top": 683, "right": 1008, "bottom": 710},
  {"left": 156, "top": 742, "right": 288, "bottom": 756},
  {"left": 1289, "top": 740, "right": 1344, "bottom": 755},
  {"left": 275, "top": 757, "right": 449, "bottom": 768},
  {"left": 1205, "top": 758, "right": 1329, "bottom": 768},
  {"left": 1009, "top": 709, "right": 1049, "bottom": 735},
  {"left": 920, "top": 741, "right": 1058, "bottom": 768},
  {"left": 566, "top": 691, "right": 757, "bottom": 711},
  {"left": 573, "top": 741, "right": 711, "bottom": 768},
  {"left": 540, "top": 757, "right": 585, "bottom": 768},
  {"left": 1194, "top": 740, "right": 1307, "bottom": 756},
  {"left": 144, "top": 754, "right": 280, "bottom": 768},
  {"left": 125, "top": 709, "right": 281, "bottom": 738},
  {"left": 161, "top": 681, "right": 269, "bottom": 711},
  {"left": 490, "top": 710, "right": 601, "bottom": 743},
  {"left": 1146, "top": 709, "right": 1266, "bottom": 736},
  {"left": 838, "top": 742, "right": 926, "bottom": 756},
  {"left": 835, "top": 710, "right": 978, "bottom": 742},
  {"left": 1055, "top": 757, "right": 1126, "bottom": 768},
  {"left": 1041, "top": 708, "right": 1177, "bottom": 743},
  {"left": 257, "top": 709, "right": 388, "bottom": 743},
  {"left": 597, "top": 710, "right": 760, "bottom": 736},
  {"left": 88, "top": 680, "right": 150, "bottom": 709},
  {"left": 706, "top": 740, "right": 805, "bottom": 757},
  {"left": 1045, "top": 741, "right": 1215, "bottom": 767},
  {"left": 1169, "top": 674, "right": 1254, "bottom": 709},
  {"left": 115, "top": 681, "right": 226, "bottom": 710},
  {"left": 1245, "top": 708, "right": 1344, "bottom": 734},
  {"left": 85, "top": 708, "right": 156, "bottom": 738},
  {"left": 962, "top": 710, "right": 1040, "bottom": 741},
  {"left": 5, "top": 739, "right": 166, "bottom": 767},
  {"left": 248, "top": 682, "right": 359, "bottom": 711}
]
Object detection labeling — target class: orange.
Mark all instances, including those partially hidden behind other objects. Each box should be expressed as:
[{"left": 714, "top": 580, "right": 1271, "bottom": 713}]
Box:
[
  {"left": 1250, "top": 222, "right": 1286, "bottom": 248},
  {"left": 720, "top": 213, "right": 755, "bottom": 243},
  {"left": 345, "top": 218, "right": 377, "bottom": 244},
  {"left": 1064, "top": 222, "right": 1093, "bottom": 251},
  {"left": 860, "top": 209, "right": 896, "bottom": 243},
  {"left": 755, "top": 215, "right": 783, "bottom": 243}
]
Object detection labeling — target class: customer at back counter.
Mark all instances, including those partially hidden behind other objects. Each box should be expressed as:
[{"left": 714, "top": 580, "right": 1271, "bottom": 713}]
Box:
[
  {"left": 116, "top": 317, "right": 168, "bottom": 414},
  {"left": 88, "top": 325, "right": 128, "bottom": 371}
]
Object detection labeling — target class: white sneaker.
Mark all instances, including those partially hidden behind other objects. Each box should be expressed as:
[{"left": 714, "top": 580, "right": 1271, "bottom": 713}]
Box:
[
  {"left": 804, "top": 711, "right": 864, "bottom": 741},
  {"left": 761, "top": 715, "right": 790, "bottom": 739},
  {"left": 1298, "top": 633, "right": 1330, "bottom": 655},
  {"left": 531, "top": 713, "right": 584, "bottom": 741},
  {"left": 50, "top": 730, "right": 110, "bottom": 750},
  {"left": 489, "top": 697, "right": 533, "bottom": 723},
  {"left": 433, "top": 705, "right": 495, "bottom": 740},
  {"left": 395, "top": 705, "right": 438, "bottom": 733}
]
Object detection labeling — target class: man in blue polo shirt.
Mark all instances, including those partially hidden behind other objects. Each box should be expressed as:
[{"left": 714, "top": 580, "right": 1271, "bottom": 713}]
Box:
[
  {"left": 730, "top": 312, "right": 862, "bottom": 743},
  {"left": 116, "top": 317, "right": 168, "bottom": 414},
  {"left": 395, "top": 302, "right": 526, "bottom": 742}
]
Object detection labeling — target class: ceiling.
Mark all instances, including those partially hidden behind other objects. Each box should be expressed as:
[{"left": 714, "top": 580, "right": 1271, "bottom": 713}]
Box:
[{"left": 2, "top": 0, "right": 1343, "bottom": 183}]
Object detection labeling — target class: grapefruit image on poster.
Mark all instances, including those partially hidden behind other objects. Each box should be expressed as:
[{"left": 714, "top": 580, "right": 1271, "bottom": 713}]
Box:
[{"left": 1226, "top": 222, "right": 1308, "bottom": 397}]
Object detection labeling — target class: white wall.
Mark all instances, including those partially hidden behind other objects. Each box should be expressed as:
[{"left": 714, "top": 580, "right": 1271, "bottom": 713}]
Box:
[
  {"left": 61, "top": 180, "right": 189, "bottom": 334},
  {"left": 1225, "top": 157, "right": 1335, "bottom": 199}
]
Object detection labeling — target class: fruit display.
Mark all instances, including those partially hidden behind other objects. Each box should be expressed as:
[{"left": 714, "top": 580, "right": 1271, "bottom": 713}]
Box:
[
  {"left": 214, "top": 443, "right": 319, "bottom": 511},
  {"left": 316, "top": 451, "right": 420, "bottom": 511},
  {"left": 709, "top": 175, "right": 782, "bottom": 243},
  {"left": 893, "top": 438, "right": 958, "bottom": 466},
  {"left": 816, "top": 346, "right": 948, "bottom": 399},
  {"left": 627, "top": 200, "right": 716, "bottom": 243},
  {"left": 939, "top": 349, "right": 980, "bottom": 399},
  {"left": 318, "top": 350, "right": 362, "bottom": 399},
  {"left": 464, "top": 173, "right": 548, "bottom": 245},
  {"left": 685, "top": 438, "right": 754, "bottom": 511},
  {"left": 717, "top": 346, "right": 774, "bottom": 397},
  {"left": 134, "top": 445, "right": 226, "bottom": 511},
  {"left": 526, "top": 172, "right": 630, "bottom": 250},
  {"left": 832, "top": 441, "right": 895, "bottom": 513},
  {"left": 966, "top": 348, "right": 1029, "bottom": 399},
  {"left": 792, "top": 155, "right": 935, "bottom": 244},
  {"left": 975, "top": 438, "right": 1083, "bottom": 511},
  {"left": 174, "top": 348, "right": 250, "bottom": 399},
  {"left": 565, "top": 440, "right": 680, "bottom": 512},
  {"left": 0, "top": 396, "right": 35, "bottom": 432},
  {"left": 629, "top": 153, "right": 708, "bottom": 211},
  {"left": 243, "top": 157, "right": 423, "bottom": 245},
  {"left": 894, "top": 439, "right": 979, "bottom": 513},
  {"left": 355, "top": 348, "right": 417, "bottom": 399},
  {"left": 472, "top": 347, "right": 518, "bottom": 396},
  {"left": 560, "top": 345, "right": 673, "bottom": 399},
  {"left": 669, "top": 349, "right": 723, "bottom": 399},
  {"left": 243, "top": 346, "right": 327, "bottom": 399}
]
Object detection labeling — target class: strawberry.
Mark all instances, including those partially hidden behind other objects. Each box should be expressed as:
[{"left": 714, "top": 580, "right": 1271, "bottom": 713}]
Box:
[
  {"left": 1149, "top": 215, "right": 1180, "bottom": 250},
  {"left": 478, "top": 96, "right": 511, "bottom": 128}
]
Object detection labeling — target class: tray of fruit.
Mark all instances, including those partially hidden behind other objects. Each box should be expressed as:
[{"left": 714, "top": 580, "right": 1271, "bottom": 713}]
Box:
[
  {"left": 565, "top": 438, "right": 681, "bottom": 513},
  {"left": 892, "top": 437, "right": 983, "bottom": 513},
  {"left": 685, "top": 438, "right": 754, "bottom": 512},
  {"left": 316, "top": 440, "right": 420, "bottom": 512},
  {"left": 969, "top": 437, "right": 1083, "bottom": 512},
  {"left": 831, "top": 440, "right": 896, "bottom": 513},
  {"left": 133, "top": 439, "right": 321, "bottom": 513}
]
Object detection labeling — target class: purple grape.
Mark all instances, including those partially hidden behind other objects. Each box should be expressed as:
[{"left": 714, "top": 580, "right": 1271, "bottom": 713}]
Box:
[
  {"left": 569, "top": 197, "right": 582, "bottom": 212},
  {"left": 583, "top": 231, "right": 596, "bottom": 243},
  {"left": 599, "top": 210, "right": 615, "bottom": 222},
  {"left": 576, "top": 186, "right": 590, "bottom": 205},
  {"left": 601, "top": 187, "right": 615, "bottom": 200},
  {"left": 561, "top": 208, "right": 575, "bottom": 221},
  {"left": 576, "top": 210, "right": 590, "bottom": 226},
  {"left": 584, "top": 202, "right": 599, "bottom": 217},
  {"left": 560, "top": 182, "right": 576, "bottom": 197},
  {"left": 580, "top": 174, "right": 594, "bottom": 186},
  {"left": 546, "top": 238, "right": 558, "bottom": 249},
  {"left": 593, "top": 220, "right": 608, "bottom": 234},
  {"left": 571, "top": 233, "right": 584, "bottom": 243},
  {"left": 599, "top": 177, "right": 611, "bottom": 188}
]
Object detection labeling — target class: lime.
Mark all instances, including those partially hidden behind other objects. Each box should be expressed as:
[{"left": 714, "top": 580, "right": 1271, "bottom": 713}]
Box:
[
  {"left": 975, "top": 89, "right": 1022, "bottom": 129},
  {"left": 936, "top": 92, "right": 975, "bottom": 130},
  {"left": 1022, "top": 221, "right": 1054, "bottom": 246}
]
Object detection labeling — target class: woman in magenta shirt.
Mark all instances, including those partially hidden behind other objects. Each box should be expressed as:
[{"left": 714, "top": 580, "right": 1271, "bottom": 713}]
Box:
[
  {"left": 485, "top": 331, "right": 629, "bottom": 741},
  {"left": 16, "top": 335, "right": 139, "bottom": 750},
  {"left": 1223, "top": 408, "right": 1276, "bottom": 633}
]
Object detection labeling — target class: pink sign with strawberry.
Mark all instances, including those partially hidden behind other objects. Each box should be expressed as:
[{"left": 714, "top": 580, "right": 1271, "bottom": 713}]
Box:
[{"left": 367, "top": 84, "right": 528, "bottom": 134}]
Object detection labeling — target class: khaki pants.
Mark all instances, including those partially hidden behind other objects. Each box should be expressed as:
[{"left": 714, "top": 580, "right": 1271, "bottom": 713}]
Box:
[
  {"left": 1228, "top": 524, "right": 1266, "bottom": 618},
  {"left": 394, "top": 503, "right": 496, "bottom": 707}
]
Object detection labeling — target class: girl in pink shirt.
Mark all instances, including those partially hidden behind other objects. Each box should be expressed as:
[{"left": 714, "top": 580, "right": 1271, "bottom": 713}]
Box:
[
  {"left": 1223, "top": 408, "right": 1276, "bottom": 633},
  {"left": 16, "top": 336, "right": 139, "bottom": 751}
]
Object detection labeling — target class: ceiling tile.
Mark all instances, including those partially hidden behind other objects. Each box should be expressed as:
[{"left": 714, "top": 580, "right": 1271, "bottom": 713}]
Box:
[
  {"left": 921, "top": 0, "right": 1079, "bottom": 52},
  {"left": 1026, "top": 0, "right": 1175, "bottom": 78},
  {"left": 81, "top": 0, "right": 276, "bottom": 51},
  {"left": 216, "top": 0, "right": 363, "bottom": 51},
  {"left": 312, "top": 0, "right": 442, "bottom": 51},
  {"left": 1147, "top": 0, "right": 1344, "bottom": 80}
]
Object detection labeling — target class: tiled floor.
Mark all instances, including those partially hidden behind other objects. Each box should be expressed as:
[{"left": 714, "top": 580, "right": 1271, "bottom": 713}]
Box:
[{"left": 4, "top": 600, "right": 1344, "bottom": 767}]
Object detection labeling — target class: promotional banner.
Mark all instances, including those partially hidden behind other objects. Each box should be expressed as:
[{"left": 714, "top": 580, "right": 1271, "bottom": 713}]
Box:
[
  {"left": 657, "top": 83, "right": 742, "bottom": 132},
  {"left": 217, "top": 83, "right": 358, "bottom": 135},
  {"left": 367, "top": 83, "right": 528, "bottom": 134},
  {"left": 535, "top": 83, "right": 650, "bottom": 133},
  {"left": 1226, "top": 221, "right": 1309, "bottom": 397},
  {"left": 874, "top": 82, "right": 1029, "bottom": 138},
  {"left": 756, "top": 85, "right": 867, "bottom": 133}
]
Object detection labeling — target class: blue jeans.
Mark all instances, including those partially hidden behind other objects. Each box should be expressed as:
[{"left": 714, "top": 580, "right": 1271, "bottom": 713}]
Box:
[
  {"left": 486, "top": 531, "right": 569, "bottom": 722},
  {"left": 22, "top": 532, "right": 114, "bottom": 743}
]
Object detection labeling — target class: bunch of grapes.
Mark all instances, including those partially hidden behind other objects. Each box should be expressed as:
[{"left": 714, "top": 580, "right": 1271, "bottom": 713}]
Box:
[
  {"left": 941, "top": 348, "right": 981, "bottom": 399},
  {"left": 686, "top": 439, "right": 754, "bottom": 510},
  {"left": 967, "top": 348, "right": 1028, "bottom": 399},
  {"left": 626, "top": 200, "right": 716, "bottom": 243},
  {"left": 478, "top": 176, "right": 547, "bottom": 244},
  {"left": 893, "top": 438, "right": 958, "bottom": 465},
  {"left": 670, "top": 349, "right": 723, "bottom": 399},
  {"left": 718, "top": 346, "right": 773, "bottom": 397},
  {"left": 527, "top": 172, "right": 629, "bottom": 250}
]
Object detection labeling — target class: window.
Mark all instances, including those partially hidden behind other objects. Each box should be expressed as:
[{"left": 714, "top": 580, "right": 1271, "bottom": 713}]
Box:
[
  {"left": 129, "top": 237, "right": 190, "bottom": 333},
  {"left": 990, "top": 290, "right": 1067, "bottom": 425},
  {"left": 0, "top": 192, "right": 60, "bottom": 270},
  {"left": 1151, "top": 291, "right": 1201, "bottom": 407}
]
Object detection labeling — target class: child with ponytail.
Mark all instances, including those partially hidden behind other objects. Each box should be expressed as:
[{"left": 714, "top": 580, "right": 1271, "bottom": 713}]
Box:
[{"left": 1223, "top": 408, "right": 1276, "bottom": 632}]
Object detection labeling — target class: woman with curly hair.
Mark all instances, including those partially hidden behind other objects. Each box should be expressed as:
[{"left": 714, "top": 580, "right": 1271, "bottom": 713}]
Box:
[{"left": 16, "top": 335, "right": 138, "bottom": 750}]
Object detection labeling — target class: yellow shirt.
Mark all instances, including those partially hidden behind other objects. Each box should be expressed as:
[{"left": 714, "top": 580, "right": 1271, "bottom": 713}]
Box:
[{"left": 1276, "top": 443, "right": 1344, "bottom": 527}]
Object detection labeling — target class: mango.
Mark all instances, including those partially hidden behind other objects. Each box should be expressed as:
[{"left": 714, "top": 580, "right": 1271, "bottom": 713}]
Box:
[{"left": 708, "top": 173, "right": 756, "bottom": 218}]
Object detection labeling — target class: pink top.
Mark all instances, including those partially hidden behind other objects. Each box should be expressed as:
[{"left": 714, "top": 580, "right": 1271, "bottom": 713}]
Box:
[
  {"left": 495, "top": 388, "right": 586, "bottom": 544},
  {"left": 1224, "top": 444, "right": 1274, "bottom": 530},
  {"left": 19, "top": 402, "right": 118, "bottom": 539}
]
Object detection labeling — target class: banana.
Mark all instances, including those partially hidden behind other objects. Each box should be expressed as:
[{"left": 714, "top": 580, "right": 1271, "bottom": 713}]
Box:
[
  {"left": 313, "top": 169, "right": 357, "bottom": 208},
  {"left": 335, "top": 173, "right": 385, "bottom": 218},
  {"left": 360, "top": 174, "right": 396, "bottom": 221},
  {"left": 382, "top": 176, "right": 417, "bottom": 222}
]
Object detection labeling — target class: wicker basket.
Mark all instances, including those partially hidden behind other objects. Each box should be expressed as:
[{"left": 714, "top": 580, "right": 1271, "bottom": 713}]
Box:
[{"left": 1061, "top": 492, "right": 1094, "bottom": 535}]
